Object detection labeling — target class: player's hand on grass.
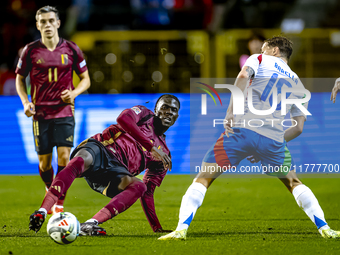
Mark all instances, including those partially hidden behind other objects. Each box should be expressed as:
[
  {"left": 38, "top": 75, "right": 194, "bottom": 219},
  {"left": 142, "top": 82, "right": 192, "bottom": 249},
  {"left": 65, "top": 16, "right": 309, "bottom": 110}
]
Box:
[
  {"left": 224, "top": 112, "right": 234, "bottom": 138},
  {"left": 61, "top": 89, "right": 76, "bottom": 104},
  {"left": 331, "top": 78, "right": 340, "bottom": 103},
  {"left": 246, "top": 155, "right": 260, "bottom": 163},
  {"left": 24, "top": 102, "right": 36, "bottom": 117},
  {"left": 151, "top": 146, "right": 172, "bottom": 171},
  {"left": 155, "top": 228, "right": 172, "bottom": 233}
]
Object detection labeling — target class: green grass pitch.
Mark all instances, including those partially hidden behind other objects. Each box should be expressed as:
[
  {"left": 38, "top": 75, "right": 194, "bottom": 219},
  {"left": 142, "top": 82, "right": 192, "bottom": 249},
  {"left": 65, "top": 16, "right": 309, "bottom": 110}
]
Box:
[{"left": 1, "top": 175, "right": 340, "bottom": 255}]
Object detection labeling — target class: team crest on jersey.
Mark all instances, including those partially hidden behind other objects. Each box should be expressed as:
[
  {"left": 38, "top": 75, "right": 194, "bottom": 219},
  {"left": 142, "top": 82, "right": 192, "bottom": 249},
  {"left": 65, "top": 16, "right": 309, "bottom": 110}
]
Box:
[
  {"left": 61, "top": 54, "right": 68, "bottom": 65},
  {"left": 131, "top": 106, "right": 141, "bottom": 115},
  {"left": 17, "top": 59, "right": 22, "bottom": 69}
]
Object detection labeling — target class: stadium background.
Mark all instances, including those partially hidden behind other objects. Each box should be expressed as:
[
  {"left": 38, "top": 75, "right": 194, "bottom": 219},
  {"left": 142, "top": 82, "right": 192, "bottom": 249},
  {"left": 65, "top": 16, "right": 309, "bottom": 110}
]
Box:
[
  {"left": 2, "top": 1, "right": 340, "bottom": 254},
  {"left": 1, "top": 0, "right": 340, "bottom": 175}
]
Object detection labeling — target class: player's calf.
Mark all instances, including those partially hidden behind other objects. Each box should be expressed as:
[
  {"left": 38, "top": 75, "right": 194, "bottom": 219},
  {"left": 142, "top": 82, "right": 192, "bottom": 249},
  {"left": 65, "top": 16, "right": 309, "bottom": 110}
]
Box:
[{"left": 29, "top": 210, "right": 46, "bottom": 233}]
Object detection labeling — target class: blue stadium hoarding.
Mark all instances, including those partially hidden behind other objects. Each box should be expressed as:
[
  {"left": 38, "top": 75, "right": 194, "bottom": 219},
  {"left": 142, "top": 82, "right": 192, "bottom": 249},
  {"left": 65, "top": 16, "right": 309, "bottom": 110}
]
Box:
[
  {"left": 0, "top": 94, "right": 189, "bottom": 175},
  {"left": 1, "top": 93, "right": 340, "bottom": 175}
]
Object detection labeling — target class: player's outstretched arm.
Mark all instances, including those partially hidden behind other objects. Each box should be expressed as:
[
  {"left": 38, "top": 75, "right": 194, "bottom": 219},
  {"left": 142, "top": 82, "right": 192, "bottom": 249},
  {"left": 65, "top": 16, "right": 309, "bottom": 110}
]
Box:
[
  {"left": 140, "top": 180, "right": 172, "bottom": 233},
  {"left": 61, "top": 70, "right": 90, "bottom": 104},
  {"left": 15, "top": 74, "right": 35, "bottom": 117},
  {"left": 284, "top": 116, "right": 305, "bottom": 142},
  {"left": 224, "top": 66, "right": 254, "bottom": 137},
  {"left": 330, "top": 77, "right": 340, "bottom": 103}
]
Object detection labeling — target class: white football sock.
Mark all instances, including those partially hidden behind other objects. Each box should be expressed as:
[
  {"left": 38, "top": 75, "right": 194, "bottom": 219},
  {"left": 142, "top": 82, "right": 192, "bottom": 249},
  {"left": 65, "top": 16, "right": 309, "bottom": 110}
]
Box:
[
  {"left": 292, "top": 184, "right": 329, "bottom": 234},
  {"left": 38, "top": 208, "right": 47, "bottom": 216},
  {"left": 85, "top": 219, "right": 99, "bottom": 224},
  {"left": 176, "top": 182, "right": 207, "bottom": 231}
]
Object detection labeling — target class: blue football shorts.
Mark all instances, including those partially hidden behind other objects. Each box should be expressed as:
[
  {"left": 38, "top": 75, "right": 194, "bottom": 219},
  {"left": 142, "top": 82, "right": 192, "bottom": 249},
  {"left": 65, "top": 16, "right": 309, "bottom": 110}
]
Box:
[{"left": 203, "top": 128, "right": 295, "bottom": 176}]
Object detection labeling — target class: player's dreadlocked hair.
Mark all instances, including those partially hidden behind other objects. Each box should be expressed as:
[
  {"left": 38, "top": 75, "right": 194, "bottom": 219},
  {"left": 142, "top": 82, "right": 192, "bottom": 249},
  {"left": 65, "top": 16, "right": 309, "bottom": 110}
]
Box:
[
  {"left": 36, "top": 6, "right": 59, "bottom": 21},
  {"left": 154, "top": 94, "right": 181, "bottom": 112},
  {"left": 264, "top": 36, "right": 293, "bottom": 60}
]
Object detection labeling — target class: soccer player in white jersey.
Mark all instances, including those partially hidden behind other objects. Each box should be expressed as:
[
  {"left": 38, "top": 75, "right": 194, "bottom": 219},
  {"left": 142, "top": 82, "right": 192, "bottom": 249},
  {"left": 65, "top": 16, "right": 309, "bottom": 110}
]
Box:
[{"left": 159, "top": 36, "right": 340, "bottom": 240}]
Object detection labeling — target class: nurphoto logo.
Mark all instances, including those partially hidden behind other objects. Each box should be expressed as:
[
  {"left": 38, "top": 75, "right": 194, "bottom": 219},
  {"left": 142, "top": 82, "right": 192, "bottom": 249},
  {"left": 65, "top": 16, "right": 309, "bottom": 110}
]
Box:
[{"left": 199, "top": 83, "right": 311, "bottom": 116}]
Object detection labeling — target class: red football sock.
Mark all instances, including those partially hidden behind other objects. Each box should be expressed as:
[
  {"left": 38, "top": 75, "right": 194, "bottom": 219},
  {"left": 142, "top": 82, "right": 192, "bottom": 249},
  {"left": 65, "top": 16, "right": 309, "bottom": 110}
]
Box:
[
  {"left": 41, "top": 157, "right": 85, "bottom": 212},
  {"left": 56, "top": 165, "right": 66, "bottom": 206},
  {"left": 39, "top": 167, "right": 54, "bottom": 189},
  {"left": 92, "top": 181, "right": 147, "bottom": 223}
]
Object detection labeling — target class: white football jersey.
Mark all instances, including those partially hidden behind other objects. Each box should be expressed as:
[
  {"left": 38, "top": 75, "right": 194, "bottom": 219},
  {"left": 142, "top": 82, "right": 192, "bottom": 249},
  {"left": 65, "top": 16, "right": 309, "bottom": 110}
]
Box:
[{"left": 234, "top": 54, "right": 308, "bottom": 142}]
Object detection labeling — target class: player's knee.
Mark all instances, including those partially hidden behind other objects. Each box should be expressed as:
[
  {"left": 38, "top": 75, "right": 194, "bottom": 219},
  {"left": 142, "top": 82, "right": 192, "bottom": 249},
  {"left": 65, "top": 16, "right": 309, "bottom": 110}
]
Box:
[
  {"left": 129, "top": 180, "right": 147, "bottom": 197},
  {"left": 58, "top": 152, "right": 70, "bottom": 164},
  {"left": 39, "top": 161, "right": 52, "bottom": 171},
  {"left": 73, "top": 149, "right": 93, "bottom": 170},
  {"left": 124, "top": 179, "right": 147, "bottom": 197}
]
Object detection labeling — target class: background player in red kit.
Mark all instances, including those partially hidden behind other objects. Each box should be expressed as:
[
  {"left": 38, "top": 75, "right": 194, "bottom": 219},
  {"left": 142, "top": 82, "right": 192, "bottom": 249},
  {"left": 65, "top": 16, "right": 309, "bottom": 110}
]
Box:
[
  {"left": 15, "top": 6, "right": 91, "bottom": 214},
  {"left": 29, "top": 94, "right": 180, "bottom": 235}
]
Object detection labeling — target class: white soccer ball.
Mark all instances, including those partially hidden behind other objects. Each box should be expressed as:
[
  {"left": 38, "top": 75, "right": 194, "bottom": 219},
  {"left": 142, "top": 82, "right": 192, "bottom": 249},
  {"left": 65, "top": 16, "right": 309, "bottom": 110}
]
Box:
[{"left": 46, "top": 212, "right": 80, "bottom": 245}]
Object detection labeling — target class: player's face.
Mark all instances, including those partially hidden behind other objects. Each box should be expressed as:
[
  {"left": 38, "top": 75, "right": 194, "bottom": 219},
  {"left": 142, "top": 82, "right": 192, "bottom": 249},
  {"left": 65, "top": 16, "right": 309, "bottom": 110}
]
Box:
[
  {"left": 36, "top": 12, "right": 60, "bottom": 39},
  {"left": 155, "top": 98, "right": 179, "bottom": 127}
]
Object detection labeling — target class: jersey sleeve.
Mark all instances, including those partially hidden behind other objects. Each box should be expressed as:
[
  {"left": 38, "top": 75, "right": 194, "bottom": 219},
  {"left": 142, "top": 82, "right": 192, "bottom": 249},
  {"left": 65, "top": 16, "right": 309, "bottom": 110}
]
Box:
[
  {"left": 139, "top": 167, "right": 168, "bottom": 231},
  {"left": 243, "top": 54, "right": 262, "bottom": 76},
  {"left": 70, "top": 41, "right": 88, "bottom": 75},
  {"left": 116, "top": 105, "right": 154, "bottom": 151},
  {"left": 140, "top": 181, "right": 163, "bottom": 232},
  {"left": 143, "top": 166, "right": 167, "bottom": 187},
  {"left": 15, "top": 45, "right": 31, "bottom": 77}
]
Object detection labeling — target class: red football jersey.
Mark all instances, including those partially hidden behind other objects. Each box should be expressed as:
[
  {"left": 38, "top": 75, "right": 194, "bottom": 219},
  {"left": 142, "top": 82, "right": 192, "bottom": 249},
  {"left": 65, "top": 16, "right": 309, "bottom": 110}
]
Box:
[
  {"left": 15, "top": 38, "right": 88, "bottom": 120},
  {"left": 91, "top": 105, "right": 170, "bottom": 187}
]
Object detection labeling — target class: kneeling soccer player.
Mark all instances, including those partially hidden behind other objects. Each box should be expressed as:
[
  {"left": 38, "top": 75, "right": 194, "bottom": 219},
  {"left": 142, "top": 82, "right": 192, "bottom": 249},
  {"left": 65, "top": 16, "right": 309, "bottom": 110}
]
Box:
[
  {"left": 29, "top": 94, "right": 180, "bottom": 235},
  {"left": 159, "top": 37, "right": 340, "bottom": 240}
]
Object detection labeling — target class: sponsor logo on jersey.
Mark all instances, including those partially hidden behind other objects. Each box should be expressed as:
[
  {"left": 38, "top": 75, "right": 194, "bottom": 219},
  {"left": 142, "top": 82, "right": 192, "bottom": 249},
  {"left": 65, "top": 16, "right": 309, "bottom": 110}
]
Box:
[
  {"left": 131, "top": 106, "right": 141, "bottom": 115},
  {"left": 79, "top": 59, "right": 86, "bottom": 68},
  {"left": 61, "top": 54, "right": 68, "bottom": 65}
]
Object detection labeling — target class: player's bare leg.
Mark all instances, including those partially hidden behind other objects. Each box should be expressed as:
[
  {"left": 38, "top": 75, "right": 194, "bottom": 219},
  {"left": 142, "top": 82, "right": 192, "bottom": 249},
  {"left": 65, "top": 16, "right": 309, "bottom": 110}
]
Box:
[
  {"left": 38, "top": 153, "right": 54, "bottom": 214},
  {"left": 29, "top": 149, "right": 92, "bottom": 233},
  {"left": 54, "top": 146, "right": 72, "bottom": 214},
  {"left": 158, "top": 162, "right": 223, "bottom": 240},
  {"left": 80, "top": 176, "right": 146, "bottom": 236},
  {"left": 279, "top": 170, "right": 340, "bottom": 239}
]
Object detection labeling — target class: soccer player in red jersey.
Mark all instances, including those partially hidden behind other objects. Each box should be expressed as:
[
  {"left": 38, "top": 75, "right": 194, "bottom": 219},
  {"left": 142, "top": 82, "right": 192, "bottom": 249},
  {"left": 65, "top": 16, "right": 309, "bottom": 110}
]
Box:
[
  {"left": 15, "top": 6, "right": 91, "bottom": 215},
  {"left": 28, "top": 94, "right": 180, "bottom": 235}
]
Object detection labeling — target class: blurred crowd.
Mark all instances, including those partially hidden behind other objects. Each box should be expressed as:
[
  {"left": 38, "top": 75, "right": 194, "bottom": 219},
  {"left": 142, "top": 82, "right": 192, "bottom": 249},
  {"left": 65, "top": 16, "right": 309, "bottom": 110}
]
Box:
[{"left": 1, "top": 0, "right": 340, "bottom": 94}]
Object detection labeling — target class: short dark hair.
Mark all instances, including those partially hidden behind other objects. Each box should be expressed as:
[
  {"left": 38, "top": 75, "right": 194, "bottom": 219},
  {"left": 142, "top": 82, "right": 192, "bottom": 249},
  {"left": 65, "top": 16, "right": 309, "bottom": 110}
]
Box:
[
  {"left": 155, "top": 94, "right": 181, "bottom": 112},
  {"left": 264, "top": 36, "right": 293, "bottom": 60},
  {"left": 36, "top": 6, "right": 59, "bottom": 21}
]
